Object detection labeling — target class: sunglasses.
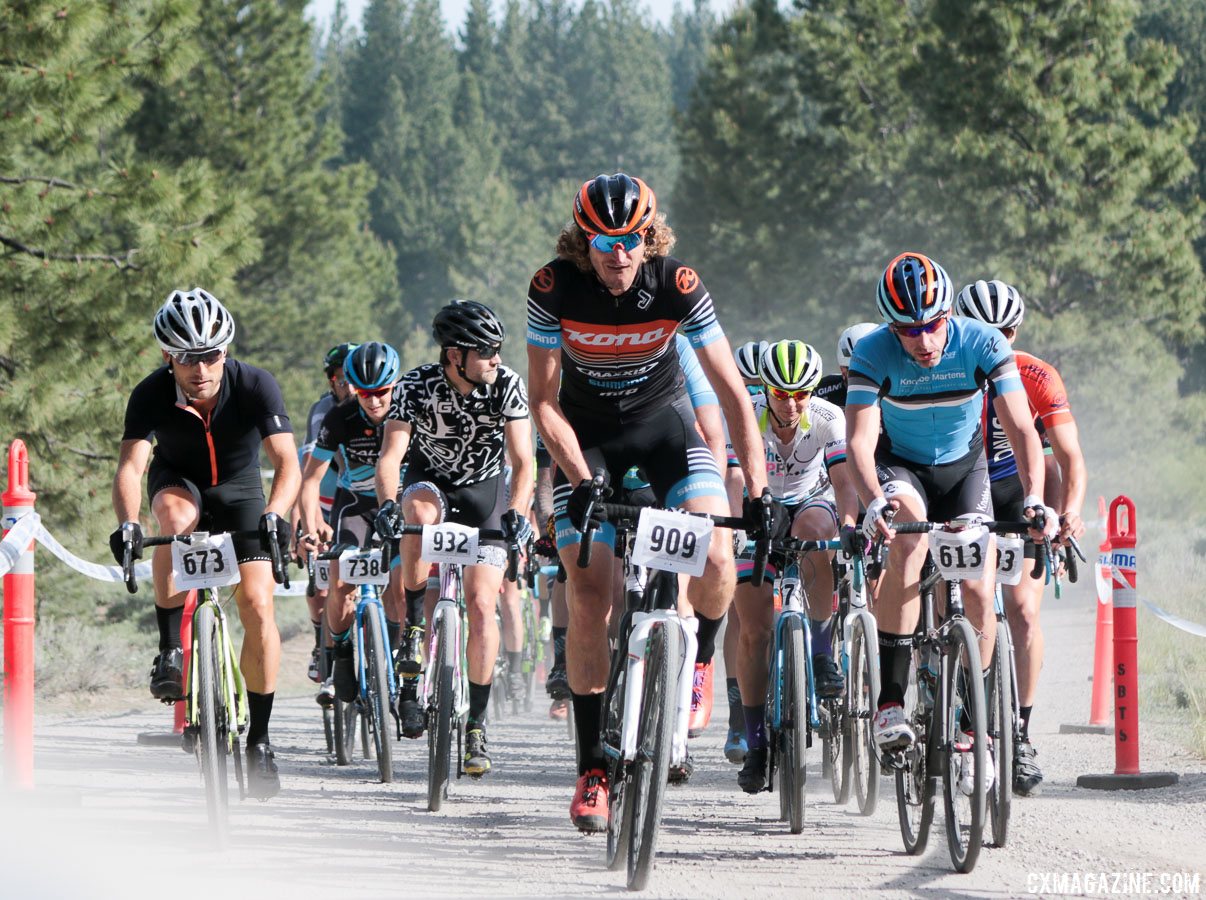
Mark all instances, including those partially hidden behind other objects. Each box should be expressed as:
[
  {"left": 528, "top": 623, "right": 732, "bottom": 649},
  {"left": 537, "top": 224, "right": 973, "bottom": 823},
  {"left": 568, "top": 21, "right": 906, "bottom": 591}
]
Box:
[
  {"left": 767, "top": 387, "right": 811, "bottom": 401},
  {"left": 354, "top": 385, "right": 394, "bottom": 399},
  {"left": 468, "top": 343, "right": 502, "bottom": 358},
  {"left": 588, "top": 231, "right": 644, "bottom": 254},
  {"left": 891, "top": 315, "right": 948, "bottom": 338},
  {"left": 170, "top": 348, "right": 224, "bottom": 367}
]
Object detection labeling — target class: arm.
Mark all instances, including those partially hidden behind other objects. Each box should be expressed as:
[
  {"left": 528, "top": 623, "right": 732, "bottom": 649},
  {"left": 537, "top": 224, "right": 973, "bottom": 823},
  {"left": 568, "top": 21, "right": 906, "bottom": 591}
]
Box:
[
  {"left": 375, "top": 420, "right": 412, "bottom": 504},
  {"left": 297, "top": 455, "right": 333, "bottom": 540},
  {"left": 992, "top": 389, "right": 1045, "bottom": 504},
  {"left": 845, "top": 403, "right": 883, "bottom": 508},
  {"left": 261, "top": 432, "right": 301, "bottom": 518},
  {"left": 828, "top": 461, "right": 860, "bottom": 530},
  {"left": 505, "top": 418, "right": 535, "bottom": 517},
  {"left": 694, "top": 338, "right": 768, "bottom": 497},
  {"left": 527, "top": 344, "right": 591, "bottom": 484},
  {"left": 113, "top": 439, "right": 152, "bottom": 524},
  {"left": 694, "top": 403, "right": 728, "bottom": 471},
  {"left": 534, "top": 461, "right": 555, "bottom": 526},
  {"left": 1045, "top": 418, "right": 1087, "bottom": 541}
]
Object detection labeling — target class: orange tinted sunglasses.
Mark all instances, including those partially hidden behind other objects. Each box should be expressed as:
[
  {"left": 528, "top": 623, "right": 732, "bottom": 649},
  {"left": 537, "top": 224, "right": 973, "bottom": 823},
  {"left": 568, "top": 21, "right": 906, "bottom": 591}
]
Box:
[{"left": 767, "top": 387, "right": 811, "bottom": 401}]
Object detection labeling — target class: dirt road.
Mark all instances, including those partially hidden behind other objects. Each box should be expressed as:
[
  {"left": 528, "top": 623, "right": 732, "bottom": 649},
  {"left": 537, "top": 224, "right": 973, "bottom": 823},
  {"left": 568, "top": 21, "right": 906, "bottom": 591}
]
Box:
[{"left": 2, "top": 581, "right": 1203, "bottom": 899}]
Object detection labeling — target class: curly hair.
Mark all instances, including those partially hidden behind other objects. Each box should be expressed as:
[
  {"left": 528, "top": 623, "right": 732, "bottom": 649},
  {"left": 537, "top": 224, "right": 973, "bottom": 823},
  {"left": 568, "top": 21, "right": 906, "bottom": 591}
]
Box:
[{"left": 555, "top": 212, "right": 677, "bottom": 273}]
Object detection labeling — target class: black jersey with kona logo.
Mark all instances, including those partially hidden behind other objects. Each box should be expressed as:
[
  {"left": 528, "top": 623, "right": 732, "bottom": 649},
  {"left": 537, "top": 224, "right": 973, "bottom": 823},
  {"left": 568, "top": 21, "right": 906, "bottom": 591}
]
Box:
[{"left": 526, "top": 255, "right": 724, "bottom": 423}]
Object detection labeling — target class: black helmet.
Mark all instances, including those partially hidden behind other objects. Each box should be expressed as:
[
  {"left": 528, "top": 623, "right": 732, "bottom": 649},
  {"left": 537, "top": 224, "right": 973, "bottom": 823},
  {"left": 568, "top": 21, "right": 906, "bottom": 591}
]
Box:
[
  {"left": 323, "top": 342, "right": 358, "bottom": 378},
  {"left": 432, "top": 300, "right": 506, "bottom": 350},
  {"left": 573, "top": 173, "right": 657, "bottom": 236},
  {"left": 345, "top": 342, "right": 400, "bottom": 391}
]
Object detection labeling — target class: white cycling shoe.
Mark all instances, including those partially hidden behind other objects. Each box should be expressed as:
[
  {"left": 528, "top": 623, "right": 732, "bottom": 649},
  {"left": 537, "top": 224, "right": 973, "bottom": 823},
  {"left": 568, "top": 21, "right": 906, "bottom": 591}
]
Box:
[{"left": 874, "top": 703, "right": 916, "bottom": 751}]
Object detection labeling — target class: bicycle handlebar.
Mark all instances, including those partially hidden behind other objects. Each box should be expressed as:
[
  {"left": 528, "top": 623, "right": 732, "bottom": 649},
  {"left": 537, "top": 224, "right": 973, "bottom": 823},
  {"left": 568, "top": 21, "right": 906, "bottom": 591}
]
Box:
[
  {"left": 390, "top": 524, "right": 519, "bottom": 583},
  {"left": 123, "top": 530, "right": 290, "bottom": 590},
  {"left": 576, "top": 470, "right": 609, "bottom": 570}
]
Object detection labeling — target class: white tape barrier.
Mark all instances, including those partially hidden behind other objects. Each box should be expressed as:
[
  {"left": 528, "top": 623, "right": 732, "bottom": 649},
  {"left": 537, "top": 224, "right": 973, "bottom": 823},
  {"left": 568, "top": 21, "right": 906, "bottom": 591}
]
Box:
[
  {"left": 1141, "top": 599, "right": 1206, "bottom": 639},
  {"left": 1, "top": 514, "right": 307, "bottom": 596}
]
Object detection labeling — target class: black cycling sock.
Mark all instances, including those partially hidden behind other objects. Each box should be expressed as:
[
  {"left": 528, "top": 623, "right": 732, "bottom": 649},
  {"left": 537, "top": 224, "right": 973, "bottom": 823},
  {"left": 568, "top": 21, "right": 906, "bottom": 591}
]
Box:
[
  {"left": 156, "top": 605, "right": 184, "bottom": 652},
  {"left": 877, "top": 631, "right": 913, "bottom": 708},
  {"left": 552, "top": 626, "right": 567, "bottom": 667},
  {"left": 311, "top": 619, "right": 322, "bottom": 648},
  {"left": 743, "top": 704, "right": 768, "bottom": 751},
  {"left": 245, "top": 691, "right": 274, "bottom": 747},
  {"left": 507, "top": 650, "right": 522, "bottom": 671},
  {"left": 726, "top": 677, "right": 743, "bottom": 731},
  {"left": 386, "top": 618, "right": 401, "bottom": 656},
  {"left": 1020, "top": 705, "right": 1033, "bottom": 740},
  {"left": 572, "top": 691, "right": 605, "bottom": 773},
  {"left": 404, "top": 587, "right": 426, "bottom": 627},
  {"left": 809, "top": 617, "right": 834, "bottom": 658},
  {"left": 468, "top": 680, "right": 490, "bottom": 726},
  {"left": 695, "top": 612, "right": 723, "bottom": 665}
]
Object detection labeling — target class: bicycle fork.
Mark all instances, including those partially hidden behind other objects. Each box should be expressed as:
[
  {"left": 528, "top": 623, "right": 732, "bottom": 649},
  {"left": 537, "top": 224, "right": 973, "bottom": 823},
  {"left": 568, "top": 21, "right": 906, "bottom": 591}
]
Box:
[{"left": 618, "top": 611, "right": 699, "bottom": 767}]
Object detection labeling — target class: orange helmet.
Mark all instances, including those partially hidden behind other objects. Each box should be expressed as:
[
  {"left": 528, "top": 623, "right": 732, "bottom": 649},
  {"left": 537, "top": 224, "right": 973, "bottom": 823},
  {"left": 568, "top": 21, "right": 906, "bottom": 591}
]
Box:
[{"left": 573, "top": 173, "right": 657, "bottom": 236}]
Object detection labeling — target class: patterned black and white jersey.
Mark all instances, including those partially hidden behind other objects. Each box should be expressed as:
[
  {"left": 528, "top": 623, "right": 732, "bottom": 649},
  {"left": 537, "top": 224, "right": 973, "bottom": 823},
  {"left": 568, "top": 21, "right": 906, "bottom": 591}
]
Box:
[{"left": 388, "top": 363, "right": 529, "bottom": 486}]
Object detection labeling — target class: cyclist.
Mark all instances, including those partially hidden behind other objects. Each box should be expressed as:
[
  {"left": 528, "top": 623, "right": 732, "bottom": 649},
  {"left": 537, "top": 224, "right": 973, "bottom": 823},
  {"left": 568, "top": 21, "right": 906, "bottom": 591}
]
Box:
[
  {"left": 111, "top": 289, "right": 298, "bottom": 798},
  {"left": 374, "top": 300, "right": 534, "bottom": 777},
  {"left": 296, "top": 342, "right": 413, "bottom": 721},
  {"left": 815, "top": 322, "right": 877, "bottom": 407},
  {"left": 298, "top": 342, "right": 357, "bottom": 691},
  {"left": 844, "top": 253, "right": 1055, "bottom": 772},
  {"left": 733, "top": 340, "right": 769, "bottom": 395},
  {"left": 527, "top": 172, "right": 773, "bottom": 832},
  {"left": 732, "top": 340, "right": 859, "bottom": 792},
  {"left": 954, "top": 279, "right": 1087, "bottom": 796}
]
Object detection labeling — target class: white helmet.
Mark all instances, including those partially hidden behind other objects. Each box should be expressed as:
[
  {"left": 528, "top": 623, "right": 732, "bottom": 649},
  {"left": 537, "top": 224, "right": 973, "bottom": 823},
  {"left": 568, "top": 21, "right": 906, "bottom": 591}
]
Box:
[
  {"left": 836, "top": 322, "right": 878, "bottom": 368},
  {"left": 734, "top": 340, "right": 769, "bottom": 380},
  {"left": 954, "top": 280, "right": 1024, "bottom": 330},
  {"left": 153, "top": 288, "right": 235, "bottom": 353}
]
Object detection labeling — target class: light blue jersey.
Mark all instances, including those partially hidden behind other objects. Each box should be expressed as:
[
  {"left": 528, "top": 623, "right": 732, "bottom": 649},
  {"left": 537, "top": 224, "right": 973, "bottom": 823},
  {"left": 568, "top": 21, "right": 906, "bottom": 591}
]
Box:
[{"left": 846, "top": 318, "right": 1021, "bottom": 466}]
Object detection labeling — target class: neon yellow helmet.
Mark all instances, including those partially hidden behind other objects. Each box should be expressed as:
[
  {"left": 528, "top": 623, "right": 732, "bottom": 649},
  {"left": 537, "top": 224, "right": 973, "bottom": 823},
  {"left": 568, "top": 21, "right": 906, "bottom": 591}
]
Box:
[{"left": 759, "top": 340, "right": 823, "bottom": 392}]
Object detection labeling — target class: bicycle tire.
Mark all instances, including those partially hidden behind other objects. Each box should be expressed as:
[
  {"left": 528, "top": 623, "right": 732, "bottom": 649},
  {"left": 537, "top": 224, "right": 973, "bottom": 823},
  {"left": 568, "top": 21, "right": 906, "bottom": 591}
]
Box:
[
  {"left": 626, "top": 622, "right": 678, "bottom": 891},
  {"left": 896, "top": 648, "right": 936, "bottom": 855},
  {"left": 941, "top": 617, "right": 986, "bottom": 873},
  {"left": 850, "top": 612, "right": 880, "bottom": 816},
  {"left": 826, "top": 614, "right": 851, "bottom": 806},
  {"left": 364, "top": 610, "right": 395, "bottom": 783},
  {"left": 360, "top": 700, "right": 374, "bottom": 760},
  {"left": 322, "top": 706, "right": 334, "bottom": 754},
  {"left": 333, "top": 696, "right": 356, "bottom": 766},
  {"left": 194, "top": 604, "right": 229, "bottom": 842},
  {"left": 427, "top": 611, "right": 454, "bottom": 812},
  {"left": 604, "top": 616, "right": 632, "bottom": 871},
  {"left": 988, "top": 621, "right": 1013, "bottom": 848},
  {"left": 781, "top": 616, "right": 808, "bottom": 834}
]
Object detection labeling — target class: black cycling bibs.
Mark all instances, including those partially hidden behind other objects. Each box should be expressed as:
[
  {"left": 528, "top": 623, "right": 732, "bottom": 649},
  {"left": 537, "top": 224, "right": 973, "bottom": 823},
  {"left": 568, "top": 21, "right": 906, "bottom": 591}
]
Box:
[{"left": 526, "top": 255, "right": 724, "bottom": 423}]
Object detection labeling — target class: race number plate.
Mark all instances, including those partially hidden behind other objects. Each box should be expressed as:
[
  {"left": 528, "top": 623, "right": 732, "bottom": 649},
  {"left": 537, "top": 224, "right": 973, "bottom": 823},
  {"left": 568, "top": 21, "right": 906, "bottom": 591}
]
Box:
[
  {"left": 338, "top": 548, "right": 390, "bottom": 585},
  {"left": 171, "top": 533, "right": 241, "bottom": 590},
  {"left": 314, "top": 559, "right": 331, "bottom": 590},
  {"left": 930, "top": 527, "right": 990, "bottom": 582},
  {"left": 995, "top": 536, "right": 1025, "bottom": 586},
  {"left": 421, "top": 522, "right": 480, "bottom": 566},
  {"left": 632, "top": 508, "right": 713, "bottom": 577}
]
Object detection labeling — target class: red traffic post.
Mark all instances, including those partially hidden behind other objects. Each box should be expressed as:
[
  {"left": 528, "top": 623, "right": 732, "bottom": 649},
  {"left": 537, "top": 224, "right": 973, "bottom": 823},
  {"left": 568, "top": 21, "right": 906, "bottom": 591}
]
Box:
[
  {"left": 1077, "top": 496, "right": 1178, "bottom": 791},
  {"left": 3, "top": 439, "right": 37, "bottom": 789}
]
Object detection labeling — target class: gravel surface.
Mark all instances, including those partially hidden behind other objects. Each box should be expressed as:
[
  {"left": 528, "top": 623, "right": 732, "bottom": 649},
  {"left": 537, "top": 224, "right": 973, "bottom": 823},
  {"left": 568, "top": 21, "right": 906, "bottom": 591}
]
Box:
[{"left": 2, "top": 580, "right": 1203, "bottom": 899}]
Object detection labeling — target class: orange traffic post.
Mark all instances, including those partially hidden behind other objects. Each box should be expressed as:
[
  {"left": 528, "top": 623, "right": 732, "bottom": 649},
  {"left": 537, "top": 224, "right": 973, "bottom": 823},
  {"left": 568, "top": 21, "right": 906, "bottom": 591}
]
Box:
[
  {"left": 1060, "top": 496, "right": 1113, "bottom": 735},
  {"left": 1077, "top": 496, "right": 1178, "bottom": 791},
  {"left": 2, "top": 440, "right": 37, "bottom": 789}
]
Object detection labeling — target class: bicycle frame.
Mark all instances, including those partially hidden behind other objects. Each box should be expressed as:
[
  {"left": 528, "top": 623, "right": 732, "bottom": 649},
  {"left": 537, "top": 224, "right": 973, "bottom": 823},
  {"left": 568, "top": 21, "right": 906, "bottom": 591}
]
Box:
[
  {"left": 769, "top": 562, "right": 819, "bottom": 735},
  {"left": 186, "top": 588, "right": 248, "bottom": 749},
  {"left": 426, "top": 561, "right": 470, "bottom": 724},
  {"left": 354, "top": 581, "right": 397, "bottom": 702}
]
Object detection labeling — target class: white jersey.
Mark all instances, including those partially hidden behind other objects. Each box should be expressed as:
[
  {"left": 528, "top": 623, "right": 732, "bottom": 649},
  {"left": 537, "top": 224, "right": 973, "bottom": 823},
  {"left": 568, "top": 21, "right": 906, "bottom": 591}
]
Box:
[{"left": 752, "top": 392, "right": 847, "bottom": 506}]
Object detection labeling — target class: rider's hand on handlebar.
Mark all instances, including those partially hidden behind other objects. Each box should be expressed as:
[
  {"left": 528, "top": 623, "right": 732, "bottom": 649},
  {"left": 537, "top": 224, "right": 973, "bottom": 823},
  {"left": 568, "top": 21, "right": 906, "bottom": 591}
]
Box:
[
  {"left": 862, "top": 496, "right": 896, "bottom": 543},
  {"left": 374, "top": 499, "right": 404, "bottom": 540},
  {"left": 1057, "top": 511, "right": 1085, "bottom": 545},
  {"left": 259, "top": 512, "right": 292, "bottom": 555},
  {"left": 839, "top": 524, "right": 863, "bottom": 559},
  {"left": 566, "top": 476, "right": 609, "bottom": 532},
  {"left": 109, "top": 521, "right": 143, "bottom": 565},
  {"left": 501, "top": 509, "right": 533, "bottom": 546},
  {"left": 1023, "top": 495, "right": 1059, "bottom": 541}
]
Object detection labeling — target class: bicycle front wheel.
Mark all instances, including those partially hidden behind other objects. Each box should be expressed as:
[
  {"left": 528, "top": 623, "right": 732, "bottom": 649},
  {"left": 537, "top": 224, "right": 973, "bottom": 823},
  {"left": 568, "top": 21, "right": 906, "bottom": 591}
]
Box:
[
  {"left": 194, "top": 604, "right": 230, "bottom": 843},
  {"left": 427, "top": 611, "right": 455, "bottom": 812},
  {"left": 826, "top": 615, "right": 851, "bottom": 806},
  {"left": 942, "top": 617, "right": 986, "bottom": 873},
  {"left": 333, "top": 695, "right": 357, "bottom": 766},
  {"left": 627, "top": 622, "right": 678, "bottom": 891},
  {"left": 850, "top": 612, "right": 880, "bottom": 816},
  {"left": 896, "top": 647, "right": 935, "bottom": 855},
  {"left": 781, "top": 616, "right": 809, "bottom": 834},
  {"left": 988, "top": 620, "right": 1013, "bottom": 848},
  {"left": 364, "top": 611, "right": 395, "bottom": 784}
]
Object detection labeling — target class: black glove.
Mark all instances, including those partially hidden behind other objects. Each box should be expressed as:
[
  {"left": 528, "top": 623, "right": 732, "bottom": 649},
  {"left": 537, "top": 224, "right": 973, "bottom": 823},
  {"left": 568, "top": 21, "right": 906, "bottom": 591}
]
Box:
[
  {"left": 839, "top": 524, "right": 863, "bottom": 559},
  {"left": 743, "top": 489, "right": 789, "bottom": 540},
  {"left": 259, "top": 512, "right": 292, "bottom": 555},
  {"left": 374, "top": 499, "right": 404, "bottom": 540},
  {"left": 566, "top": 476, "right": 609, "bottom": 533},
  {"left": 109, "top": 521, "right": 143, "bottom": 565},
  {"left": 501, "top": 509, "right": 534, "bottom": 546},
  {"left": 532, "top": 535, "right": 558, "bottom": 560}
]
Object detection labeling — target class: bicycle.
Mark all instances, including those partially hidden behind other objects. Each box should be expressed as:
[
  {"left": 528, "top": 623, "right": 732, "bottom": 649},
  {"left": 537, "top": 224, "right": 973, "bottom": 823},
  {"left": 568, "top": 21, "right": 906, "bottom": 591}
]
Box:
[
  {"left": 822, "top": 538, "right": 883, "bottom": 817},
  {"left": 395, "top": 522, "right": 519, "bottom": 812},
  {"left": 314, "top": 538, "right": 397, "bottom": 783},
  {"left": 305, "top": 551, "right": 335, "bottom": 754},
  {"left": 885, "top": 516, "right": 1042, "bottom": 873},
  {"left": 121, "top": 527, "right": 289, "bottom": 843},
  {"left": 583, "top": 476, "right": 766, "bottom": 890}
]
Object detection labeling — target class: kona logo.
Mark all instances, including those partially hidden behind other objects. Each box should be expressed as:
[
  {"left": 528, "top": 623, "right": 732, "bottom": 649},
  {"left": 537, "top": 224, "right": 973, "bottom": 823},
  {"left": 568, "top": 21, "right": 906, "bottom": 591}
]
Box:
[
  {"left": 564, "top": 326, "right": 667, "bottom": 347},
  {"left": 532, "top": 267, "right": 555, "bottom": 293},
  {"left": 675, "top": 266, "right": 700, "bottom": 294}
]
